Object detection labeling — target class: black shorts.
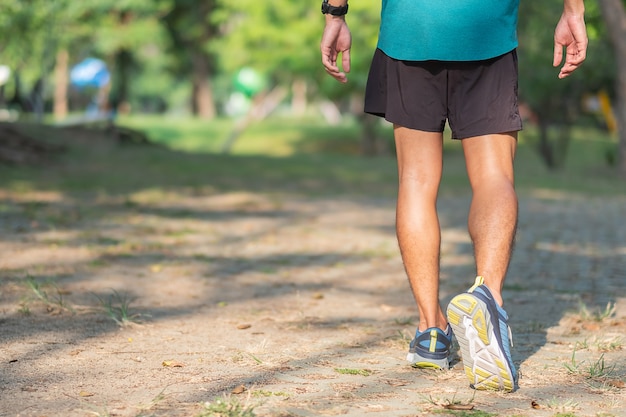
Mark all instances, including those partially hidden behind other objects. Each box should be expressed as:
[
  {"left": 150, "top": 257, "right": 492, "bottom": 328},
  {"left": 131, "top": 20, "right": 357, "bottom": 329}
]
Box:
[{"left": 364, "top": 48, "right": 523, "bottom": 139}]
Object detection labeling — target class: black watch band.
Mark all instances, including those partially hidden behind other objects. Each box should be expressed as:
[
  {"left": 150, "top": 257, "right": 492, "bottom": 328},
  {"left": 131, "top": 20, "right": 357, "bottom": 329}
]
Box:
[{"left": 321, "top": 0, "right": 348, "bottom": 16}]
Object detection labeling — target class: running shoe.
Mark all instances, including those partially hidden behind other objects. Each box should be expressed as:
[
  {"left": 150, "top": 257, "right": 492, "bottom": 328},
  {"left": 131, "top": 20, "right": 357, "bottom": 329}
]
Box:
[
  {"left": 446, "top": 276, "right": 517, "bottom": 391},
  {"left": 406, "top": 325, "right": 452, "bottom": 370}
]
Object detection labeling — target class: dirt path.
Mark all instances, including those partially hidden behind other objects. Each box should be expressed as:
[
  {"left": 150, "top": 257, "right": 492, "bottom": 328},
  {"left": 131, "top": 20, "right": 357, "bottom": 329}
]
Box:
[{"left": 0, "top": 189, "right": 624, "bottom": 417}]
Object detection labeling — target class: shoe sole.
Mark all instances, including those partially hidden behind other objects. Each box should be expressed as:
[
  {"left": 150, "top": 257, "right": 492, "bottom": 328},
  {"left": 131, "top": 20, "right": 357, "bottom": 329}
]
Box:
[
  {"left": 406, "top": 352, "right": 449, "bottom": 370},
  {"left": 447, "top": 293, "right": 515, "bottom": 391}
]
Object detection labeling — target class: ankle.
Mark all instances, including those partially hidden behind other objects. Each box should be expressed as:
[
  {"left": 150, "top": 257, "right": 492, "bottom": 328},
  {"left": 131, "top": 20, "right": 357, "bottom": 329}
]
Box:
[{"left": 482, "top": 281, "right": 504, "bottom": 307}]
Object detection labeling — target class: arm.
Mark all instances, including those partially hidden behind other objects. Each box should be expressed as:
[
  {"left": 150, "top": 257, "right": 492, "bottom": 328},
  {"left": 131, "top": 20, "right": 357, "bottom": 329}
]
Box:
[
  {"left": 553, "top": 0, "right": 588, "bottom": 79},
  {"left": 320, "top": 1, "right": 352, "bottom": 83}
]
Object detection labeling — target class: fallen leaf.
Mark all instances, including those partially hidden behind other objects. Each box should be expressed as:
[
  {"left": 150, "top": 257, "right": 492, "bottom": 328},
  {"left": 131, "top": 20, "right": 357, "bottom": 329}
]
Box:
[
  {"left": 312, "top": 293, "right": 324, "bottom": 300},
  {"left": 582, "top": 322, "right": 601, "bottom": 331},
  {"left": 531, "top": 400, "right": 542, "bottom": 409},
  {"left": 606, "top": 379, "right": 625, "bottom": 389},
  {"left": 150, "top": 264, "right": 163, "bottom": 273},
  {"left": 79, "top": 391, "right": 95, "bottom": 397},
  {"left": 444, "top": 404, "right": 474, "bottom": 411},
  {"left": 232, "top": 385, "right": 246, "bottom": 394},
  {"left": 237, "top": 324, "right": 251, "bottom": 330},
  {"left": 162, "top": 360, "right": 185, "bottom": 368}
]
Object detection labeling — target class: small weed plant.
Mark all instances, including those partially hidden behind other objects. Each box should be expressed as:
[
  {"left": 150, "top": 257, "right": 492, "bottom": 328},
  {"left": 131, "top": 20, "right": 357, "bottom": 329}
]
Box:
[
  {"left": 197, "top": 396, "right": 256, "bottom": 417},
  {"left": 25, "top": 275, "right": 73, "bottom": 313},
  {"left": 564, "top": 350, "right": 619, "bottom": 391},
  {"left": 578, "top": 301, "right": 616, "bottom": 322},
  {"left": 95, "top": 290, "right": 140, "bottom": 326},
  {"left": 334, "top": 368, "right": 372, "bottom": 376}
]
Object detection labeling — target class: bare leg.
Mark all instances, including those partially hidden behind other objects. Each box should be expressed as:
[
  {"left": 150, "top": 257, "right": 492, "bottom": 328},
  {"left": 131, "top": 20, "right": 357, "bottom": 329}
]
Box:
[
  {"left": 462, "top": 133, "right": 518, "bottom": 306},
  {"left": 394, "top": 126, "right": 448, "bottom": 332}
]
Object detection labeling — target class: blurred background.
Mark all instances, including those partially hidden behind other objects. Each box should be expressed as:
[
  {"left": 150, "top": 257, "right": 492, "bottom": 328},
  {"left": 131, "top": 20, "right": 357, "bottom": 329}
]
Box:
[{"left": 0, "top": 0, "right": 624, "bottom": 183}]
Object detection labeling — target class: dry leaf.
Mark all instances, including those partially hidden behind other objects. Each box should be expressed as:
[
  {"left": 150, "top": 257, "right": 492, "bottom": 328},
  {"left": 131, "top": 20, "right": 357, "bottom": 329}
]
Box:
[
  {"left": 582, "top": 322, "right": 601, "bottom": 331},
  {"left": 79, "top": 391, "right": 95, "bottom": 397},
  {"left": 606, "top": 379, "right": 625, "bottom": 389},
  {"left": 237, "top": 324, "right": 252, "bottom": 330},
  {"left": 162, "top": 360, "right": 185, "bottom": 368},
  {"left": 444, "top": 404, "right": 474, "bottom": 411},
  {"left": 231, "top": 384, "right": 246, "bottom": 394},
  {"left": 312, "top": 293, "right": 324, "bottom": 300},
  {"left": 531, "top": 400, "right": 542, "bottom": 409}
]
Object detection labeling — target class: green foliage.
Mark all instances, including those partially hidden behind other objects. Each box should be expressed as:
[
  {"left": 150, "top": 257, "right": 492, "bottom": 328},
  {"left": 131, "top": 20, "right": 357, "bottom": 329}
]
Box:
[
  {"left": 212, "top": 0, "right": 380, "bottom": 97},
  {"left": 518, "top": 0, "right": 616, "bottom": 119}
]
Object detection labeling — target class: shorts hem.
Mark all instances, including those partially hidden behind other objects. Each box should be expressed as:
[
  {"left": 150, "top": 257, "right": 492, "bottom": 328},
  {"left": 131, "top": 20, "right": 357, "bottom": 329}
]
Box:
[{"left": 452, "top": 123, "right": 523, "bottom": 140}]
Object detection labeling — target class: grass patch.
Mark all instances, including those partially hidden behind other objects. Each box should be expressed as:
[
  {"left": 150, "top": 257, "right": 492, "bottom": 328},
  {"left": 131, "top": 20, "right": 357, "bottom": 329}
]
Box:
[
  {"left": 334, "top": 368, "right": 372, "bottom": 376},
  {"left": 95, "top": 290, "right": 140, "bottom": 326},
  {"left": 564, "top": 350, "right": 622, "bottom": 391},
  {"left": 1, "top": 117, "right": 624, "bottom": 205},
  {"left": 197, "top": 397, "right": 257, "bottom": 417},
  {"left": 577, "top": 301, "right": 617, "bottom": 322},
  {"left": 24, "top": 275, "right": 73, "bottom": 313},
  {"left": 433, "top": 411, "right": 495, "bottom": 417}
]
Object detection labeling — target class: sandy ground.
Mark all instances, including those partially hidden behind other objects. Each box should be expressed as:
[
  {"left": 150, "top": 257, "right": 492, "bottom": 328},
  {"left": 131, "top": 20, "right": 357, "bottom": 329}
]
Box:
[{"left": 0, "top": 187, "right": 624, "bottom": 417}]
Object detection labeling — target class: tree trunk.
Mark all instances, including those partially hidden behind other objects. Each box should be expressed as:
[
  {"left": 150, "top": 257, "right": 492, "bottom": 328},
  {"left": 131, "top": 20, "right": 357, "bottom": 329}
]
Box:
[
  {"left": 598, "top": 0, "right": 626, "bottom": 176},
  {"left": 53, "top": 49, "right": 69, "bottom": 121},
  {"left": 114, "top": 49, "right": 132, "bottom": 114},
  {"left": 191, "top": 52, "right": 215, "bottom": 119},
  {"left": 291, "top": 78, "right": 307, "bottom": 116},
  {"left": 537, "top": 119, "right": 556, "bottom": 170}
]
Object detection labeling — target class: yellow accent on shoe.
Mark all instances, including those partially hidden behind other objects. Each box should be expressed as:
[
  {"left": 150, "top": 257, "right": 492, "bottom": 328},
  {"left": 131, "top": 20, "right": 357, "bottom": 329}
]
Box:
[
  {"left": 413, "top": 362, "right": 443, "bottom": 370},
  {"left": 472, "top": 309, "right": 490, "bottom": 346},
  {"left": 450, "top": 294, "right": 478, "bottom": 315},
  {"left": 429, "top": 329, "right": 437, "bottom": 353},
  {"left": 447, "top": 309, "right": 461, "bottom": 326},
  {"left": 468, "top": 276, "right": 484, "bottom": 293}
]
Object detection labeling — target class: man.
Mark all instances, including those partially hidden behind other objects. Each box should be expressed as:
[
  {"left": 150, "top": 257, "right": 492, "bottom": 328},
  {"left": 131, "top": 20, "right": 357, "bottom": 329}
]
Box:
[{"left": 320, "top": 0, "right": 587, "bottom": 391}]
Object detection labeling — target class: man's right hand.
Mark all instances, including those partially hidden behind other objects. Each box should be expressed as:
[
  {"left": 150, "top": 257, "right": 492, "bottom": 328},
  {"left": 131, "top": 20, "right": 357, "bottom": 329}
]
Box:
[{"left": 321, "top": 16, "right": 352, "bottom": 83}]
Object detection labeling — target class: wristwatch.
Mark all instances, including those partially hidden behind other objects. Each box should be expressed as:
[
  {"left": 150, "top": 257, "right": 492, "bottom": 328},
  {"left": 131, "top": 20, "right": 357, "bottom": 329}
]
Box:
[{"left": 321, "top": 0, "right": 348, "bottom": 16}]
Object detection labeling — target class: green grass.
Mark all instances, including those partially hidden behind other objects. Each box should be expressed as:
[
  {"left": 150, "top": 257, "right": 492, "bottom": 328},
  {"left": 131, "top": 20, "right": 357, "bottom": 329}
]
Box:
[
  {"left": 118, "top": 114, "right": 623, "bottom": 195},
  {"left": 197, "top": 397, "right": 256, "bottom": 417},
  {"left": 24, "top": 275, "right": 73, "bottom": 313},
  {"left": 334, "top": 368, "right": 372, "bottom": 376},
  {"left": 0, "top": 116, "right": 623, "bottom": 203},
  {"left": 95, "top": 290, "right": 140, "bottom": 326}
]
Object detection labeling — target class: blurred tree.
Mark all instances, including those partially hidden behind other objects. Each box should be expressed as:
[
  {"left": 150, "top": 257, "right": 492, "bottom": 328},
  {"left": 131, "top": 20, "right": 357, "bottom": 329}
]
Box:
[
  {"left": 518, "top": 0, "right": 615, "bottom": 169},
  {"left": 162, "top": 0, "right": 218, "bottom": 119},
  {"left": 597, "top": 0, "right": 626, "bottom": 175},
  {"left": 213, "top": 0, "right": 384, "bottom": 154},
  {"left": 0, "top": 0, "right": 166, "bottom": 119}
]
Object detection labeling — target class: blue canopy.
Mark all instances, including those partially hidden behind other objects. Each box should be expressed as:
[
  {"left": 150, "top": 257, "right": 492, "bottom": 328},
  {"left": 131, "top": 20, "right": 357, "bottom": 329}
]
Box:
[{"left": 70, "top": 58, "right": 110, "bottom": 88}]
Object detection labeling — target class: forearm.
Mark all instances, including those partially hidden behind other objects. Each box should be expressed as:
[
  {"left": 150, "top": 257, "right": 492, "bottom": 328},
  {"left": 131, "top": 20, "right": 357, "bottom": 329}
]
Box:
[{"left": 563, "top": 0, "right": 585, "bottom": 15}]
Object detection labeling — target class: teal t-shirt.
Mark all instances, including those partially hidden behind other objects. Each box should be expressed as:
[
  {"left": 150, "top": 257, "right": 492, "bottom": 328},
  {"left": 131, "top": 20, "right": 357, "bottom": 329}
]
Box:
[{"left": 377, "top": 0, "right": 519, "bottom": 61}]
